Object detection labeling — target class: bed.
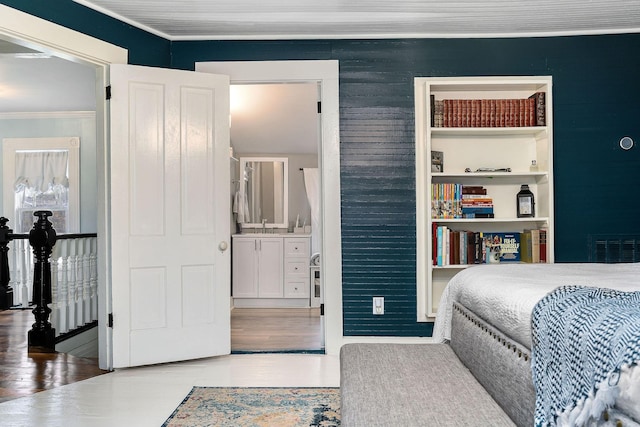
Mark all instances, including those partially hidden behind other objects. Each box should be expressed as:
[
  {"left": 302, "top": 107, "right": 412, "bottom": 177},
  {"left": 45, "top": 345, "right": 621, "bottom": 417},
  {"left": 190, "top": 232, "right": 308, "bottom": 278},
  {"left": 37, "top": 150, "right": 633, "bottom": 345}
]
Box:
[{"left": 432, "top": 263, "right": 640, "bottom": 427}]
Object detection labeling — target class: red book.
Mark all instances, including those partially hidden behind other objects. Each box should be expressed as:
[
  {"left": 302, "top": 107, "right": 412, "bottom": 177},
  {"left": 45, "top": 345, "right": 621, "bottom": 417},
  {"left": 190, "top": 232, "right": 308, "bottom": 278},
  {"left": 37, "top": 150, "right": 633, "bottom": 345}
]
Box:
[
  {"left": 480, "top": 99, "right": 488, "bottom": 127},
  {"left": 443, "top": 99, "right": 450, "bottom": 127},
  {"left": 489, "top": 99, "right": 498, "bottom": 128},
  {"left": 519, "top": 99, "right": 526, "bottom": 127},
  {"left": 452, "top": 99, "right": 459, "bottom": 127},
  {"left": 432, "top": 222, "right": 438, "bottom": 265},
  {"left": 498, "top": 99, "right": 505, "bottom": 127},
  {"left": 539, "top": 228, "right": 548, "bottom": 263}
]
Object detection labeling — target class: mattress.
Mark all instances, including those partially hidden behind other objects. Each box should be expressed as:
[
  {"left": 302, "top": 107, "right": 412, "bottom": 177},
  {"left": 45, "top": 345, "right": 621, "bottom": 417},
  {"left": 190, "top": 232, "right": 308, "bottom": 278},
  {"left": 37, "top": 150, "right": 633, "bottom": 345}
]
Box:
[
  {"left": 432, "top": 262, "right": 640, "bottom": 424},
  {"left": 433, "top": 262, "right": 640, "bottom": 347}
]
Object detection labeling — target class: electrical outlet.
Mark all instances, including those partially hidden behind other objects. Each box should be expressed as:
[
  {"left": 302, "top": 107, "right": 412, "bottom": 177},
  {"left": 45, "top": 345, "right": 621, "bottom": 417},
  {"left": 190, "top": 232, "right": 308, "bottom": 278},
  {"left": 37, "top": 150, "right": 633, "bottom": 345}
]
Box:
[{"left": 373, "top": 297, "right": 384, "bottom": 315}]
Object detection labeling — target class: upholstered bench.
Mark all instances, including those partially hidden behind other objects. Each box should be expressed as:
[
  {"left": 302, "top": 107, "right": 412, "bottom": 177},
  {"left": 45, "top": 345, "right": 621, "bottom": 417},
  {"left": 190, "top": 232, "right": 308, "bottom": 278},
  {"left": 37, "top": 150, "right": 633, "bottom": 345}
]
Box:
[{"left": 339, "top": 343, "right": 515, "bottom": 426}]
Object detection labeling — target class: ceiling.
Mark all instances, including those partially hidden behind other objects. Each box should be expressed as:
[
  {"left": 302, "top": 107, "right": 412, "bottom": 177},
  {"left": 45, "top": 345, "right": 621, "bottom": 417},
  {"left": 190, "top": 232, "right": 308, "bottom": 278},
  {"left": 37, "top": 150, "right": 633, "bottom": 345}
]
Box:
[{"left": 73, "top": 0, "right": 640, "bottom": 40}]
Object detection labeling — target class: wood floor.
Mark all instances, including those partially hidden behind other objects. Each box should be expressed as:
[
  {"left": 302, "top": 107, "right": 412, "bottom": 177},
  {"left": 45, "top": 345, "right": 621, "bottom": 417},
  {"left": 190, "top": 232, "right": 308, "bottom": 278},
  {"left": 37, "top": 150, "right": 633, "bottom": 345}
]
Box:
[
  {"left": 0, "top": 309, "right": 107, "bottom": 403},
  {"left": 0, "top": 307, "right": 322, "bottom": 403},
  {"left": 231, "top": 307, "right": 322, "bottom": 352}
]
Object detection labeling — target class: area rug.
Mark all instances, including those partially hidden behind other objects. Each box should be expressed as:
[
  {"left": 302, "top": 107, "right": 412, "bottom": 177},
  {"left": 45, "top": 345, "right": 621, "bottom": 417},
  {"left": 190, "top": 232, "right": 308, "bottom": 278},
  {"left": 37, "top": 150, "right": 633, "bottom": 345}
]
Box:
[{"left": 162, "top": 387, "right": 341, "bottom": 427}]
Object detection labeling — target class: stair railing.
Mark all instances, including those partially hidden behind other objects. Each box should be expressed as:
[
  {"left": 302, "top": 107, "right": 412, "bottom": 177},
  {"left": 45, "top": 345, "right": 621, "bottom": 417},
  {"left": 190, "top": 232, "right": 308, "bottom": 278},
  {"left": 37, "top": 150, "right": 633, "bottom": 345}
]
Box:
[{"left": 0, "top": 214, "right": 98, "bottom": 351}]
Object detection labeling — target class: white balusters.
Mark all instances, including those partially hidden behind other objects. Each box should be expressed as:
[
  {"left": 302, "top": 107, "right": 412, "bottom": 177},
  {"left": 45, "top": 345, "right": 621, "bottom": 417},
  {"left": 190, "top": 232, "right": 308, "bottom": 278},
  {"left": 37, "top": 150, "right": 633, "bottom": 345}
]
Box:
[
  {"left": 51, "top": 239, "right": 69, "bottom": 334},
  {"left": 8, "top": 239, "right": 33, "bottom": 308},
  {"left": 28, "top": 235, "right": 98, "bottom": 337}
]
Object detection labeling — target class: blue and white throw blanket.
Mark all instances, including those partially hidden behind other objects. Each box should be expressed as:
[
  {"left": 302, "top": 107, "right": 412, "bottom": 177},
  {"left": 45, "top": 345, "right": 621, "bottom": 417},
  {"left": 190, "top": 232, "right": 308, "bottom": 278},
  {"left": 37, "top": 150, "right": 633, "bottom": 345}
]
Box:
[{"left": 531, "top": 285, "right": 640, "bottom": 426}]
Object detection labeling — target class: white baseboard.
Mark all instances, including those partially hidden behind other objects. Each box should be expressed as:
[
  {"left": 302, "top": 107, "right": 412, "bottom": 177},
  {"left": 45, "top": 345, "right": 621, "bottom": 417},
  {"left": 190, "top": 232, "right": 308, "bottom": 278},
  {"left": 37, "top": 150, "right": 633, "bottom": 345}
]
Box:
[{"left": 232, "top": 298, "right": 310, "bottom": 308}]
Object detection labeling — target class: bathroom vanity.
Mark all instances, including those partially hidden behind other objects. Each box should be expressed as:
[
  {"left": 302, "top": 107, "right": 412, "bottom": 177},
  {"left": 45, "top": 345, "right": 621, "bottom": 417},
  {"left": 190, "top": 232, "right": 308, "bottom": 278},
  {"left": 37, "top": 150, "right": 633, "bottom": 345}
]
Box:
[{"left": 231, "top": 233, "right": 311, "bottom": 308}]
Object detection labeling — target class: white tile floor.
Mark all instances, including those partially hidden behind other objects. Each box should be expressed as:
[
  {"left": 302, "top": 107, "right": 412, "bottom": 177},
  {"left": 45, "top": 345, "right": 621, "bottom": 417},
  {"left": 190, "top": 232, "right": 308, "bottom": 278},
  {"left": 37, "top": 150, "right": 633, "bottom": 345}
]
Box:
[{"left": 0, "top": 354, "right": 341, "bottom": 427}]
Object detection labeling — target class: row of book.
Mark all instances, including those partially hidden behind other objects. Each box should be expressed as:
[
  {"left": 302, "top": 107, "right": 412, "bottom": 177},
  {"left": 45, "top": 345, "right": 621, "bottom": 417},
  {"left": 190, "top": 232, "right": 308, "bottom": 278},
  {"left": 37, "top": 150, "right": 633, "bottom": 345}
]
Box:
[
  {"left": 430, "top": 92, "right": 546, "bottom": 128},
  {"left": 432, "top": 226, "right": 547, "bottom": 266},
  {"left": 432, "top": 184, "right": 494, "bottom": 219}
]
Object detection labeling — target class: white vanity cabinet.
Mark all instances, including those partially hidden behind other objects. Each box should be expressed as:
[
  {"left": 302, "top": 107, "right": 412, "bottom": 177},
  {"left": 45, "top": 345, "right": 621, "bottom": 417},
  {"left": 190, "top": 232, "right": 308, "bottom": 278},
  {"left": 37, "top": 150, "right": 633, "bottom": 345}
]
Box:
[
  {"left": 232, "top": 234, "right": 310, "bottom": 307},
  {"left": 284, "top": 237, "right": 311, "bottom": 298},
  {"left": 231, "top": 236, "right": 283, "bottom": 298}
]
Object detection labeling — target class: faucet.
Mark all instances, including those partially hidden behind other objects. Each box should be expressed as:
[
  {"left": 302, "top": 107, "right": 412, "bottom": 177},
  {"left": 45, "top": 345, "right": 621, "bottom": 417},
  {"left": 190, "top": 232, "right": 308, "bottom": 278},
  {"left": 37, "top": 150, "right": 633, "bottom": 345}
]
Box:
[{"left": 262, "top": 218, "right": 266, "bottom": 234}]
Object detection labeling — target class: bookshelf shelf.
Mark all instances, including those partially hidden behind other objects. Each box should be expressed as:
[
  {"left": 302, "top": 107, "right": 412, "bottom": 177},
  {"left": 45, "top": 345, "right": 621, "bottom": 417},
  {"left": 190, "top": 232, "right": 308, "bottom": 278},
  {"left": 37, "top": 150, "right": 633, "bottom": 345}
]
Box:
[
  {"left": 430, "top": 126, "right": 548, "bottom": 137},
  {"left": 415, "top": 76, "right": 554, "bottom": 320},
  {"left": 433, "top": 217, "right": 550, "bottom": 224}
]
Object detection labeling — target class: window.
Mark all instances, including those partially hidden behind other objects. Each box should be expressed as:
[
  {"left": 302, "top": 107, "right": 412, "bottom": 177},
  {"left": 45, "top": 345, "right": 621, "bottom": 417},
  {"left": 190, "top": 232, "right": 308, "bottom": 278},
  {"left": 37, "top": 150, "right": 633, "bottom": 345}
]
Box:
[{"left": 3, "top": 137, "right": 80, "bottom": 233}]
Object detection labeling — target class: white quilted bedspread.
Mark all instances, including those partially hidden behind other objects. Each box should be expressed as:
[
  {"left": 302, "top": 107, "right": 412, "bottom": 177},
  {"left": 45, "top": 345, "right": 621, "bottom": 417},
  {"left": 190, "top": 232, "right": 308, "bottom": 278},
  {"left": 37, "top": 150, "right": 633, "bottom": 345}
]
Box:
[{"left": 432, "top": 262, "right": 640, "bottom": 424}]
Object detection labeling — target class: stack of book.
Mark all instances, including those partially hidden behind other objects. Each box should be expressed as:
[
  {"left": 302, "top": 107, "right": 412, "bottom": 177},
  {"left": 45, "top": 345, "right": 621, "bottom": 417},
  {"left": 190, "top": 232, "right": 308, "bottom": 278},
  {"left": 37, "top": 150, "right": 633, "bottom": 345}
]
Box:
[
  {"left": 430, "top": 92, "right": 545, "bottom": 128},
  {"left": 431, "top": 183, "right": 462, "bottom": 219},
  {"left": 461, "top": 186, "right": 494, "bottom": 218},
  {"left": 431, "top": 228, "right": 521, "bottom": 266},
  {"left": 433, "top": 227, "right": 480, "bottom": 266}
]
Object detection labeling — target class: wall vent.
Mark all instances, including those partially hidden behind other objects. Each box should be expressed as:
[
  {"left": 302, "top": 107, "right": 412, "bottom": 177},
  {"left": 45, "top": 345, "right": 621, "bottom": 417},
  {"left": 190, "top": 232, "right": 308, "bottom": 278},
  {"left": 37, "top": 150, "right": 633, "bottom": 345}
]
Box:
[{"left": 588, "top": 235, "right": 640, "bottom": 263}]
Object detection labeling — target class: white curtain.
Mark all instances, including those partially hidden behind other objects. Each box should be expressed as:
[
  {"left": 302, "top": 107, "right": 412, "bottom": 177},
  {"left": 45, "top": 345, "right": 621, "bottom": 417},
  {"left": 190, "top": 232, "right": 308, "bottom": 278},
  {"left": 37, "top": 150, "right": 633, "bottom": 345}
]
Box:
[
  {"left": 13, "top": 150, "right": 70, "bottom": 232},
  {"left": 14, "top": 151, "right": 69, "bottom": 191},
  {"left": 249, "top": 162, "right": 261, "bottom": 223},
  {"left": 303, "top": 168, "right": 320, "bottom": 255}
]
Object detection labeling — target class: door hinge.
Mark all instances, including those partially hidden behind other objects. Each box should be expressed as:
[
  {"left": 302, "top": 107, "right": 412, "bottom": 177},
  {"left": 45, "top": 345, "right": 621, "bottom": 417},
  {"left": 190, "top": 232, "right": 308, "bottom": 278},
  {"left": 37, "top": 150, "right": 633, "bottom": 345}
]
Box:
[
  {"left": 108, "top": 313, "right": 113, "bottom": 328},
  {"left": 106, "top": 85, "right": 112, "bottom": 100},
  {"left": 320, "top": 303, "right": 324, "bottom": 316},
  {"left": 317, "top": 101, "right": 321, "bottom": 114}
]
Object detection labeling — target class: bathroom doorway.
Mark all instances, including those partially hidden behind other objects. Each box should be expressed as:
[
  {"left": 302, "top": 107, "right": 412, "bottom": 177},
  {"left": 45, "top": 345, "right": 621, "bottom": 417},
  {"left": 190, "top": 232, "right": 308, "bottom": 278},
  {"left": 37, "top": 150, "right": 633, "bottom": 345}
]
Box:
[{"left": 228, "top": 81, "right": 322, "bottom": 353}]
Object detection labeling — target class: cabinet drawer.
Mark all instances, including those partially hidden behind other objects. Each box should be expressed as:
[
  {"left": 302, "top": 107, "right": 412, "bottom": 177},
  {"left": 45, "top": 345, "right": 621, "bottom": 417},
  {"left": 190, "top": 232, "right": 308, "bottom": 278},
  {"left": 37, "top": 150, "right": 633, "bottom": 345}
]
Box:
[
  {"left": 285, "top": 279, "right": 309, "bottom": 298},
  {"left": 284, "top": 238, "right": 309, "bottom": 257},
  {"left": 285, "top": 259, "right": 308, "bottom": 277}
]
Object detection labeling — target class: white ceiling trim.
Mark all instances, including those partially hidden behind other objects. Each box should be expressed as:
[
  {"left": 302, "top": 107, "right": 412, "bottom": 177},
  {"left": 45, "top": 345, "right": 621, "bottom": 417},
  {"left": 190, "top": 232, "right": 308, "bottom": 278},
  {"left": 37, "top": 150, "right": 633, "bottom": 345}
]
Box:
[{"left": 168, "top": 27, "right": 640, "bottom": 41}]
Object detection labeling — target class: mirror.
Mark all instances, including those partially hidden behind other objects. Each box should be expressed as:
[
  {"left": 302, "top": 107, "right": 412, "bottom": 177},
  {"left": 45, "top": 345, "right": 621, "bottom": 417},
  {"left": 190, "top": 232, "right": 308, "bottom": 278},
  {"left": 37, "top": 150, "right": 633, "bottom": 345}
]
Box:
[{"left": 239, "top": 157, "right": 288, "bottom": 228}]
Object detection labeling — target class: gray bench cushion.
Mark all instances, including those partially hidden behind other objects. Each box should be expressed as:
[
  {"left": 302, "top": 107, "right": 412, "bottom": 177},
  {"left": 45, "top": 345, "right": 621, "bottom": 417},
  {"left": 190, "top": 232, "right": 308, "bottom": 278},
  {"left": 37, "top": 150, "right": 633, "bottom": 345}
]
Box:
[{"left": 340, "top": 343, "right": 515, "bottom": 427}]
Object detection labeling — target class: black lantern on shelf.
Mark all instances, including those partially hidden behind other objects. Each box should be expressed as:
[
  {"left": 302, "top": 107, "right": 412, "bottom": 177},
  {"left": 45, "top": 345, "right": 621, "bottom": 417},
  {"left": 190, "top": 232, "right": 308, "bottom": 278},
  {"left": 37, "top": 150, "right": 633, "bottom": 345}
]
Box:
[{"left": 516, "top": 185, "right": 535, "bottom": 218}]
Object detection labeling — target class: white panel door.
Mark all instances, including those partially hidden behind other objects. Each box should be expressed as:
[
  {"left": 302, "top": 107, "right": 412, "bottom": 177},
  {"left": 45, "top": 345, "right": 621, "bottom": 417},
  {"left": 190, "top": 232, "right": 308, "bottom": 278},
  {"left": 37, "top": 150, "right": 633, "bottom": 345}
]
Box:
[{"left": 109, "top": 64, "right": 230, "bottom": 368}]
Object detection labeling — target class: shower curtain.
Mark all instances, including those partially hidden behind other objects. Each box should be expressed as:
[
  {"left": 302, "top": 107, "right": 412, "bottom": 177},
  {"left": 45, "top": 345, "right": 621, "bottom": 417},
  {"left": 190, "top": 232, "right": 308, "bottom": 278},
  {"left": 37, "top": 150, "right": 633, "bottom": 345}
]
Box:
[{"left": 302, "top": 168, "right": 320, "bottom": 256}]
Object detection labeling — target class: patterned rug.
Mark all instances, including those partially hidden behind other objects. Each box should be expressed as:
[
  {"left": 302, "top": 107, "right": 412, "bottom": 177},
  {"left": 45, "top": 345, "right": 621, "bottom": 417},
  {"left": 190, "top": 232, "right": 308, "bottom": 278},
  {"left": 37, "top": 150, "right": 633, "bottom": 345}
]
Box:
[{"left": 162, "top": 387, "right": 341, "bottom": 427}]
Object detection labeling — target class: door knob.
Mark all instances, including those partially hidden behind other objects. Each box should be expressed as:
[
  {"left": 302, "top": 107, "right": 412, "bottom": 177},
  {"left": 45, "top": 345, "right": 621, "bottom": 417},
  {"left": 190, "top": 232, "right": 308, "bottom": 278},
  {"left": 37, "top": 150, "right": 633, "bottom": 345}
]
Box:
[{"left": 218, "top": 241, "right": 229, "bottom": 252}]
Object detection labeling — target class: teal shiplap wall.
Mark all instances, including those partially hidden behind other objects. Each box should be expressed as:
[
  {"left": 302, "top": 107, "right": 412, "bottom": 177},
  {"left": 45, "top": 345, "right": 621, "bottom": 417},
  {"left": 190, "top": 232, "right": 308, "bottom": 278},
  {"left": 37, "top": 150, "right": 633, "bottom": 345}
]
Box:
[
  {"left": 4, "top": 2, "right": 640, "bottom": 336},
  {"left": 172, "top": 36, "right": 640, "bottom": 336}
]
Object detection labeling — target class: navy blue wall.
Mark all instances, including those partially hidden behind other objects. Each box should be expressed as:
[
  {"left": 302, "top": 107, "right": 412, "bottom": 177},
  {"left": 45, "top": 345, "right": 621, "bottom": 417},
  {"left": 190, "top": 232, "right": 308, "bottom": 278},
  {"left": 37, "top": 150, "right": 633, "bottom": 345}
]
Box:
[
  {"left": 4, "top": 3, "right": 640, "bottom": 336},
  {"left": 172, "top": 36, "right": 640, "bottom": 336}
]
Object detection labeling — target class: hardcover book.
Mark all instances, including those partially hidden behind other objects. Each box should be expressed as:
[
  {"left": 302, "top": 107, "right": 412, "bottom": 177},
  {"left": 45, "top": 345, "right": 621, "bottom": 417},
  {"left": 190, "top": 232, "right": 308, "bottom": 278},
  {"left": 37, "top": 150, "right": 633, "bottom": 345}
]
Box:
[
  {"left": 520, "top": 230, "right": 532, "bottom": 263},
  {"left": 528, "top": 91, "right": 546, "bottom": 126},
  {"left": 539, "top": 228, "right": 548, "bottom": 263},
  {"left": 481, "top": 232, "right": 521, "bottom": 262}
]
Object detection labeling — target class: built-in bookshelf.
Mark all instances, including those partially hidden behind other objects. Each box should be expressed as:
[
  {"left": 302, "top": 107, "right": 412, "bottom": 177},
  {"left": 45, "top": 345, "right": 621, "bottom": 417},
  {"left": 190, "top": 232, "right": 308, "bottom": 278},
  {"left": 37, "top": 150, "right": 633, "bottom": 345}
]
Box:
[{"left": 415, "top": 76, "right": 554, "bottom": 320}]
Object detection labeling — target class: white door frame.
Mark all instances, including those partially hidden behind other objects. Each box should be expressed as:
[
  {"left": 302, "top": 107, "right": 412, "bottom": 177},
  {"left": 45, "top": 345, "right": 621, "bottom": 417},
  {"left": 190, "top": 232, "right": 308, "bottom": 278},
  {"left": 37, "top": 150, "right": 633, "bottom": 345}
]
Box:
[
  {"left": 0, "top": 6, "right": 346, "bottom": 360},
  {"left": 196, "top": 61, "right": 344, "bottom": 355},
  {"left": 0, "top": 4, "right": 127, "bottom": 370}
]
